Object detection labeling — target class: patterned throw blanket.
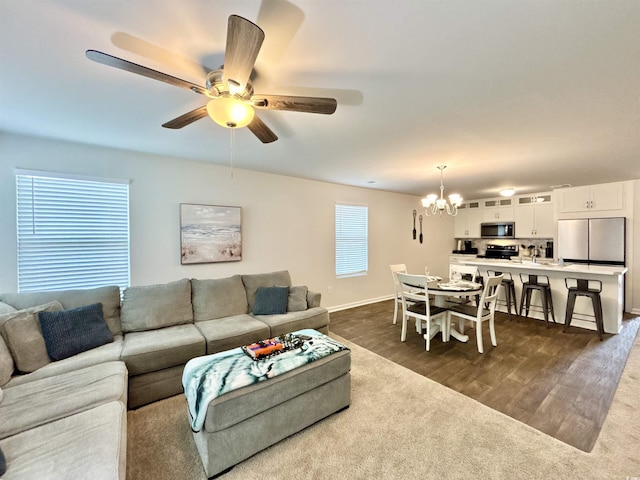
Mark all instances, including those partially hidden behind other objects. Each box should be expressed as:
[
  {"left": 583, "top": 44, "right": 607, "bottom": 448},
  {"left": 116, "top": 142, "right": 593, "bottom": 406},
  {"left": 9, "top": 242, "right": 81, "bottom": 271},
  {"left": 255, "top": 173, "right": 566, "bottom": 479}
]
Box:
[{"left": 182, "top": 329, "right": 349, "bottom": 432}]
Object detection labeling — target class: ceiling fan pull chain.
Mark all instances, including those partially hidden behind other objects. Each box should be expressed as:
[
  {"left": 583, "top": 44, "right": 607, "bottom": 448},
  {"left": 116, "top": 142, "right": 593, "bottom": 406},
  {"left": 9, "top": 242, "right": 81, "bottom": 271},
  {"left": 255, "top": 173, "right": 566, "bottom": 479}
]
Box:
[{"left": 230, "top": 128, "right": 235, "bottom": 179}]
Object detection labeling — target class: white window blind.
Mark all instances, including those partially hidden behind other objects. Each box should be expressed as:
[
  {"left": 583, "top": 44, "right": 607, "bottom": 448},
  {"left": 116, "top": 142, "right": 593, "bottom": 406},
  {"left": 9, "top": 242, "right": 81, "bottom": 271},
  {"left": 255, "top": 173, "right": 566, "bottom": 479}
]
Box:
[
  {"left": 16, "top": 173, "right": 130, "bottom": 292},
  {"left": 335, "top": 203, "right": 368, "bottom": 277}
]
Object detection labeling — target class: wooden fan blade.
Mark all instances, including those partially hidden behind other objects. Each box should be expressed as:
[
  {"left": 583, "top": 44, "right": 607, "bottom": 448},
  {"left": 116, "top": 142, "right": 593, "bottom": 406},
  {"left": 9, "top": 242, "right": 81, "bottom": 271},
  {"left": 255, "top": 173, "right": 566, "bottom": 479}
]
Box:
[
  {"left": 162, "top": 106, "right": 208, "bottom": 129},
  {"left": 222, "top": 15, "right": 265, "bottom": 92},
  {"left": 252, "top": 95, "right": 337, "bottom": 114},
  {"left": 86, "top": 50, "right": 209, "bottom": 96},
  {"left": 247, "top": 115, "right": 278, "bottom": 143}
]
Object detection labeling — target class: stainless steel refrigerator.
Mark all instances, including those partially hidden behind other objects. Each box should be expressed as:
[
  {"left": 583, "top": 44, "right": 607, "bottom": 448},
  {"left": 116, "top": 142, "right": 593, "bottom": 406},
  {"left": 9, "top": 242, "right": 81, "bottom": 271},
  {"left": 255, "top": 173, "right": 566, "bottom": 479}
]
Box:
[{"left": 557, "top": 217, "right": 626, "bottom": 266}]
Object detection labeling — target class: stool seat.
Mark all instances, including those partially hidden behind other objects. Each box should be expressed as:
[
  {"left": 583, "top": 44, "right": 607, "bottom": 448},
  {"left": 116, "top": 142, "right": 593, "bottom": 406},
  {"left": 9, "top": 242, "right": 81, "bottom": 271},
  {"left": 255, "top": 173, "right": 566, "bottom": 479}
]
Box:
[
  {"left": 488, "top": 270, "right": 518, "bottom": 320},
  {"left": 563, "top": 278, "right": 604, "bottom": 340},
  {"left": 519, "top": 273, "right": 556, "bottom": 327}
]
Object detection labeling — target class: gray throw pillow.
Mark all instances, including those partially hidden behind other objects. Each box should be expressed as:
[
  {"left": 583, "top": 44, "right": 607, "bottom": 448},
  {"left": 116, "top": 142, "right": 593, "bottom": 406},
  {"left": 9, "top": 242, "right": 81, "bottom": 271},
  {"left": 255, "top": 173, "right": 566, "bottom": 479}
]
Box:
[
  {"left": 39, "top": 303, "right": 114, "bottom": 361},
  {"left": 288, "top": 285, "right": 309, "bottom": 312},
  {"left": 253, "top": 287, "right": 290, "bottom": 315},
  {"left": 0, "top": 335, "right": 13, "bottom": 386},
  {"left": 242, "top": 271, "right": 292, "bottom": 311}
]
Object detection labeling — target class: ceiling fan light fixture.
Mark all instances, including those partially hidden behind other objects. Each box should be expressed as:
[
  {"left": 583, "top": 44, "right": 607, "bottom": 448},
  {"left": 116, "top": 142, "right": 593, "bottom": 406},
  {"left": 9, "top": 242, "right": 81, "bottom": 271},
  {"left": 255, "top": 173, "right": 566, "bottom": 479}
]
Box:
[{"left": 206, "top": 97, "right": 254, "bottom": 128}]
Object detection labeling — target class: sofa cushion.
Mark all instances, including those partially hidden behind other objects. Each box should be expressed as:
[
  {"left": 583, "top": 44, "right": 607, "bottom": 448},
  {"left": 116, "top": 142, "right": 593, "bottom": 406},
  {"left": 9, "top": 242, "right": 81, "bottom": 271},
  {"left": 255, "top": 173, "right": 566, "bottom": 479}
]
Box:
[
  {"left": 39, "top": 303, "right": 114, "bottom": 361},
  {"left": 0, "top": 302, "right": 16, "bottom": 315},
  {"left": 0, "top": 336, "right": 13, "bottom": 387},
  {"left": 5, "top": 335, "right": 124, "bottom": 388},
  {"left": 288, "top": 285, "right": 309, "bottom": 312},
  {"left": 253, "top": 287, "right": 290, "bottom": 315},
  {"left": 241, "top": 270, "right": 292, "bottom": 311},
  {"left": 0, "top": 361, "right": 127, "bottom": 440},
  {"left": 121, "top": 323, "right": 205, "bottom": 375},
  {"left": 252, "top": 307, "right": 330, "bottom": 337},
  {"left": 192, "top": 276, "right": 248, "bottom": 321},
  {"left": 0, "top": 286, "right": 122, "bottom": 336},
  {"left": 0, "top": 401, "right": 126, "bottom": 480},
  {"left": 121, "top": 278, "right": 193, "bottom": 332},
  {"left": 195, "top": 314, "right": 271, "bottom": 355},
  {"left": 0, "top": 301, "right": 63, "bottom": 373}
]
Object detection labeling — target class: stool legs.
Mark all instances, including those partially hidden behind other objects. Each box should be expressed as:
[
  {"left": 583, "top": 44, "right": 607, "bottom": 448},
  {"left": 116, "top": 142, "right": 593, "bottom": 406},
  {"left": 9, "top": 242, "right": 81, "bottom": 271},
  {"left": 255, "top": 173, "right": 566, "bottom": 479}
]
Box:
[
  {"left": 546, "top": 288, "right": 556, "bottom": 324},
  {"left": 563, "top": 292, "right": 577, "bottom": 333},
  {"left": 503, "top": 281, "right": 518, "bottom": 320},
  {"left": 593, "top": 295, "right": 604, "bottom": 340},
  {"left": 564, "top": 291, "right": 604, "bottom": 341},
  {"left": 520, "top": 285, "right": 553, "bottom": 328}
]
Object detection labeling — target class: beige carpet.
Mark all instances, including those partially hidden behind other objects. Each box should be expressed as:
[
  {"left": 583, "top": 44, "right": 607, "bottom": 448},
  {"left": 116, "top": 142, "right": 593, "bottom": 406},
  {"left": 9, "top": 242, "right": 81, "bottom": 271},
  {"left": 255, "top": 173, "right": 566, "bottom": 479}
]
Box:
[{"left": 127, "top": 333, "right": 640, "bottom": 479}]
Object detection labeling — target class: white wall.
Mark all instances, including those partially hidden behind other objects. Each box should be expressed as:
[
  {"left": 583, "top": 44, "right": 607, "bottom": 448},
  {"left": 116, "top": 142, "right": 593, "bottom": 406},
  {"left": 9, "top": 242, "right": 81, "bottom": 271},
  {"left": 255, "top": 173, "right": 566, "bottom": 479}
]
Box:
[{"left": 0, "top": 132, "right": 455, "bottom": 309}]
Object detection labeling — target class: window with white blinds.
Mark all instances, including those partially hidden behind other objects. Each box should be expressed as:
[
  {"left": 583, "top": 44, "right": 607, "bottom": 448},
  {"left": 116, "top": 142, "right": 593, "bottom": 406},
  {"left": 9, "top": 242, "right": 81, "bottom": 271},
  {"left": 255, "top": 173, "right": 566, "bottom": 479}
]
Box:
[
  {"left": 335, "top": 203, "right": 368, "bottom": 277},
  {"left": 16, "top": 173, "right": 130, "bottom": 292}
]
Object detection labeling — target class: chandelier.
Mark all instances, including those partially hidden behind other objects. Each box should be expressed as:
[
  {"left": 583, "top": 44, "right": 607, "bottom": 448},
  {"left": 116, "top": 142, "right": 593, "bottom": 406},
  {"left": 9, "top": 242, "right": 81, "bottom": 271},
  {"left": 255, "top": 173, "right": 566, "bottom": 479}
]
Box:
[{"left": 421, "top": 165, "right": 463, "bottom": 216}]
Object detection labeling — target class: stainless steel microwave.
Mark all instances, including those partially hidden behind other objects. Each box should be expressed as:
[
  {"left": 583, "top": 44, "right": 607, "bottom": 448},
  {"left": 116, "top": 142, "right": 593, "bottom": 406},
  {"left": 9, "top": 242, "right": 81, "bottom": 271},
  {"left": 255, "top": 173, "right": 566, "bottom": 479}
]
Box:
[{"left": 481, "top": 222, "right": 515, "bottom": 238}]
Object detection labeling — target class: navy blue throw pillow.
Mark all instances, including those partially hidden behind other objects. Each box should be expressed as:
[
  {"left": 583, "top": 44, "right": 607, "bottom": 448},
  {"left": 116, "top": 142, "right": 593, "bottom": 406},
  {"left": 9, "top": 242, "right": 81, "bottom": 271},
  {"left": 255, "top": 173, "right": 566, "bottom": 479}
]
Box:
[
  {"left": 39, "top": 303, "right": 114, "bottom": 361},
  {"left": 253, "top": 287, "right": 290, "bottom": 315},
  {"left": 0, "top": 445, "right": 6, "bottom": 476}
]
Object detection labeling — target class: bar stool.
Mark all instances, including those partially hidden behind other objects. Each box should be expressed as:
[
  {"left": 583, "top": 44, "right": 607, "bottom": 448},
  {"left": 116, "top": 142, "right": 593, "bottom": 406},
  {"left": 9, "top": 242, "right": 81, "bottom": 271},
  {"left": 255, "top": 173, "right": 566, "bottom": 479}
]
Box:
[
  {"left": 563, "top": 278, "right": 604, "bottom": 341},
  {"left": 488, "top": 270, "right": 518, "bottom": 320},
  {"left": 518, "top": 273, "right": 556, "bottom": 327}
]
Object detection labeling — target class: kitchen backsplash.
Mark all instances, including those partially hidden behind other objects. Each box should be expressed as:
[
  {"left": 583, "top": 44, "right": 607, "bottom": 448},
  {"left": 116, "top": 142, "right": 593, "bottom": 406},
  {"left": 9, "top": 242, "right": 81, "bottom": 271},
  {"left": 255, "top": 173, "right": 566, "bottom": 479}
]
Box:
[{"left": 459, "top": 238, "right": 553, "bottom": 258}]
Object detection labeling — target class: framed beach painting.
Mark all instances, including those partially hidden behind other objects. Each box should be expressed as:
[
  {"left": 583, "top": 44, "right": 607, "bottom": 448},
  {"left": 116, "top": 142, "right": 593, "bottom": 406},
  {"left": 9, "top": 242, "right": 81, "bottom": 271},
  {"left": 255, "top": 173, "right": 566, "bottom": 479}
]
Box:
[{"left": 180, "top": 204, "right": 242, "bottom": 264}]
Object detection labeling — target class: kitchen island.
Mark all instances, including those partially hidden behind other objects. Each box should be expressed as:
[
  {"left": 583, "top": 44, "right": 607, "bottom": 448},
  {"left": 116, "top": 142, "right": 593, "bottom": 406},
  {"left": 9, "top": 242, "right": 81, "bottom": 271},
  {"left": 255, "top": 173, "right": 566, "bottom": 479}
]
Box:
[{"left": 461, "top": 259, "right": 627, "bottom": 334}]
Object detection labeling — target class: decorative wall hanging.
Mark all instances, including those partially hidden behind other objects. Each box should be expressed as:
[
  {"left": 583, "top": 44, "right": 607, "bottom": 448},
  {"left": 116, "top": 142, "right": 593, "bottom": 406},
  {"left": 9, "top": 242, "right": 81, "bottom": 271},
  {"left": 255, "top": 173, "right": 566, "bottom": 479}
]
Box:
[{"left": 180, "top": 204, "right": 242, "bottom": 264}]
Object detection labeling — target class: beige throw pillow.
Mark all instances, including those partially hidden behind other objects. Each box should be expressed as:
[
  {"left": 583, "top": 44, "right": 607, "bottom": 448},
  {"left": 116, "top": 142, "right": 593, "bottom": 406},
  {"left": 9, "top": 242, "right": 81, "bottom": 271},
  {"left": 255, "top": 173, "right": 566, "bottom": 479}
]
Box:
[
  {"left": 0, "top": 301, "right": 63, "bottom": 373},
  {"left": 0, "top": 335, "right": 13, "bottom": 386}
]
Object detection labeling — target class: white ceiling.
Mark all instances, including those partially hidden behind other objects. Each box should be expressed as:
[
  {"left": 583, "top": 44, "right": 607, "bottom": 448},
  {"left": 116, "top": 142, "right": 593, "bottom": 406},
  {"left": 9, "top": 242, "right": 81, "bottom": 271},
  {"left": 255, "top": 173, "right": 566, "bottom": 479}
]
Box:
[{"left": 1, "top": 0, "right": 639, "bottom": 200}]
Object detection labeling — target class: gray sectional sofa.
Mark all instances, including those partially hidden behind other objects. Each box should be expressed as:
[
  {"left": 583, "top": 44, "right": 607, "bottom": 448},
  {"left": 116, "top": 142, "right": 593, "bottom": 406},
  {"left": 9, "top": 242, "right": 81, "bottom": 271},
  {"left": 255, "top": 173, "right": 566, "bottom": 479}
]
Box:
[{"left": 0, "top": 270, "right": 329, "bottom": 479}]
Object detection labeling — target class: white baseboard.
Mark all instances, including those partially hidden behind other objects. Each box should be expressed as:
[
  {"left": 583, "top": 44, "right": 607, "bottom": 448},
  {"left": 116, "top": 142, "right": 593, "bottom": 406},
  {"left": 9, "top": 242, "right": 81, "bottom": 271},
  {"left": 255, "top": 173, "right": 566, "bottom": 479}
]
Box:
[{"left": 327, "top": 295, "right": 393, "bottom": 313}]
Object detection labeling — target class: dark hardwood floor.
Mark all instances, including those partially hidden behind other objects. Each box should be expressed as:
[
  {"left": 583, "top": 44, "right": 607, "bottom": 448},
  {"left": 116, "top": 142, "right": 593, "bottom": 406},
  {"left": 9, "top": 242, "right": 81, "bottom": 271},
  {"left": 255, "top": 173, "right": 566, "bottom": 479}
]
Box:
[{"left": 329, "top": 299, "right": 640, "bottom": 452}]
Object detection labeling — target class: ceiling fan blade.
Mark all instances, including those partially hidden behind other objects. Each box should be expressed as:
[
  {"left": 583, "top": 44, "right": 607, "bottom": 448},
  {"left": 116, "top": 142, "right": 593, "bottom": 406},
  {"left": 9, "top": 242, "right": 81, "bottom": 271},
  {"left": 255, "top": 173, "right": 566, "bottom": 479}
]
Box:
[
  {"left": 222, "top": 15, "right": 265, "bottom": 92},
  {"left": 247, "top": 115, "right": 278, "bottom": 143},
  {"left": 162, "top": 106, "right": 208, "bottom": 129},
  {"left": 86, "top": 49, "right": 209, "bottom": 96},
  {"left": 252, "top": 95, "right": 337, "bottom": 115}
]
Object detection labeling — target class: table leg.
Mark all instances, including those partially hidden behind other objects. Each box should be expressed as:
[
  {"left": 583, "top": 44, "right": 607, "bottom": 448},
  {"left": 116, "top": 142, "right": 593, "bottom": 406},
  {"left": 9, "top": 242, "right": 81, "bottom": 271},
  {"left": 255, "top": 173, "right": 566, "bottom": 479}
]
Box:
[{"left": 448, "top": 314, "right": 469, "bottom": 343}]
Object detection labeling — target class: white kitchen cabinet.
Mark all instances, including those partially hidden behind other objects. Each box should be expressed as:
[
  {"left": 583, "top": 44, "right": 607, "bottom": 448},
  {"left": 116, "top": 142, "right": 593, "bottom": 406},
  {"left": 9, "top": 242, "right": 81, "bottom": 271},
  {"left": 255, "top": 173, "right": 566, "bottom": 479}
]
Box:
[
  {"left": 454, "top": 201, "right": 482, "bottom": 237},
  {"left": 558, "top": 183, "right": 624, "bottom": 213},
  {"left": 482, "top": 198, "right": 514, "bottom": 222},
  {"left": 514, "top": 193, "right": 554, "bottom": 238}
]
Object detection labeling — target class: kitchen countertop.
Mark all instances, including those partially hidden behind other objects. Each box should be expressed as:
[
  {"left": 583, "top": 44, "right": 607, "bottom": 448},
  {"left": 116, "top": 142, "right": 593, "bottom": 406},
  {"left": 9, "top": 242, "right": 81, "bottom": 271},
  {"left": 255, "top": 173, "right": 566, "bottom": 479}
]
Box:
[{"left": 462, "top": 259, "right": 627, "bottom": 276}]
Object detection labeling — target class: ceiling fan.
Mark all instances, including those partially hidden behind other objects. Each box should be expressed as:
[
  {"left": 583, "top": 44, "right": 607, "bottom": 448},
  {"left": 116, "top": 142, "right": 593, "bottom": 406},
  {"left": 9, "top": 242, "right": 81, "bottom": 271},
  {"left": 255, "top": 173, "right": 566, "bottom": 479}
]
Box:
[{"left": 86, "top": 14, "right": 337, "bottom": 143}]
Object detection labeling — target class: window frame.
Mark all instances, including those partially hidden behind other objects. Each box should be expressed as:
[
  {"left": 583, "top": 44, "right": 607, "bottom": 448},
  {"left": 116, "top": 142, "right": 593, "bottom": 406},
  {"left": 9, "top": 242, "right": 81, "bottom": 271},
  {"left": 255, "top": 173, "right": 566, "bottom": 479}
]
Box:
[
  {"left": 15, "top": 169, "right": 131, "bottom": 292},
  {"left": 335, "top": 202, "right": 368, "bottom": 278}
]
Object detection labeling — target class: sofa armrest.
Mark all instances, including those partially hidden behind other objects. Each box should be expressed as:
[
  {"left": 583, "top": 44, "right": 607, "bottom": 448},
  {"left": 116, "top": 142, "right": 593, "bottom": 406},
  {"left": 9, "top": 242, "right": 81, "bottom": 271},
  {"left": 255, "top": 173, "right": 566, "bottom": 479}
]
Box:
[{"left": 307, "top": 291, "right": 322, "bottom": 308}]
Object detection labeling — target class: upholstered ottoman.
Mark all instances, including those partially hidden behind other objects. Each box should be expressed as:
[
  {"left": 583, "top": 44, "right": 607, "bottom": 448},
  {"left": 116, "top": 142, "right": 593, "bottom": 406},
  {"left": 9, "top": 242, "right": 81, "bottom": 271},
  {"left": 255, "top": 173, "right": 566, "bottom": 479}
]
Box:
[{"left": 182, "top": 330, "right": 351, "bottom": 478}]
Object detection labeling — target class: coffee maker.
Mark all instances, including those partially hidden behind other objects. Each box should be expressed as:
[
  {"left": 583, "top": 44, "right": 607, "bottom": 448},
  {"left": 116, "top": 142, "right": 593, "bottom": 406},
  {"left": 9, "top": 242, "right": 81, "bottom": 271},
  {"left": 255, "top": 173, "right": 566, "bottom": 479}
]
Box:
[{"left": 545, "top": 241, "right": 554, "bottom": 258}]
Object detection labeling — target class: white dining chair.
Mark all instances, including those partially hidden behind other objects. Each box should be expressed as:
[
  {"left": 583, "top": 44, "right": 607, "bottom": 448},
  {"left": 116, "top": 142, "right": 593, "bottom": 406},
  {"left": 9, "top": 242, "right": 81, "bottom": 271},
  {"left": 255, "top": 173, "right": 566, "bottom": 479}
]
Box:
[
  {"left": 448, "top": 274, "right": 503, "bottom": 353},
  {"left": 449, "top": 264, "right": 481, "bottom": 283},
  {"left": 396, "top": 273, "right": 449, "bottom": 351},
  {"left": 448, "top": 264, "right": 482, "bottom": 305},
  {"left": 389, "top": 264, "right": 423, "bottom": 324},
  {"left": 389, "top": 264, "right": 407, "bottom": 324}
]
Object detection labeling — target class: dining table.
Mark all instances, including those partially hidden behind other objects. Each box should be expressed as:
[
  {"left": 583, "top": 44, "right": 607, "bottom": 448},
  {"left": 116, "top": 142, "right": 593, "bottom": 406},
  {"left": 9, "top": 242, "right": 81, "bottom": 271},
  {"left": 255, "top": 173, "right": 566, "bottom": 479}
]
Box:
[{"left": 425, "top": 278, "right": 483, "bottom": 343}]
